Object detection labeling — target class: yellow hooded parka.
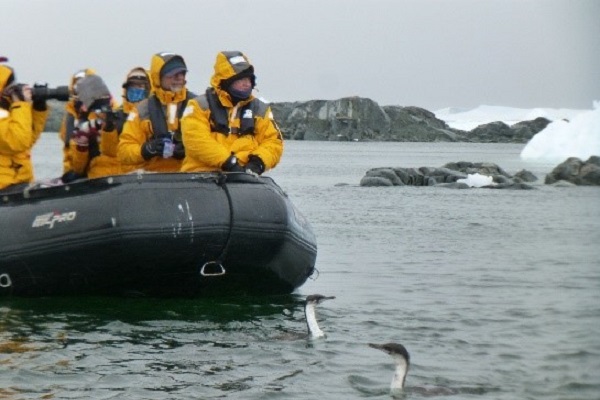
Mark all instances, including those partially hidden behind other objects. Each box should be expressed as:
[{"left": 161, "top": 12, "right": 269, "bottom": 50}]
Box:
[
  {"left": 180, "top": 51, "right": 283, "bottom": 173},
  {"left": 0, "top": 65, "right": 48, "bottom": 190},
  {"left": 117, "top": 53, "right": 189, "bottom": 172}
]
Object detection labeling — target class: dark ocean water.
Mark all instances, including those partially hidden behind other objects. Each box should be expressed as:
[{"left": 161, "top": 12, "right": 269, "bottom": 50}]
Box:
[{"left": 1, "top": 136, "right": 599, "bottom": 399}]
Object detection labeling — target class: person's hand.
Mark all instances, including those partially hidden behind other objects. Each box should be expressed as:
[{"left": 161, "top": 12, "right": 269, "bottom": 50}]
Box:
[
  {"left": 173, "top": 142, "right": 185, "bottom": 160},
  {"left": 61, "top": 170, "right": 84, "bottom": 183},
  {"left": 7, "top": 84, "right": 32, "bottom": 103},
  {"left": 73, "top": 133, "right": 89, "bottom": 150},
  {"left": 72, "top": 120, "right": 100, "bottom": 151},
  {"left": 221, "top": 154, "right": 244, "bottom": 172},
  {"left": 244, "top": 155, "right": 265, "bottom": 175},
  {"left": 72, "top": 130, "right": 92, "bottom": 152},
  {"left": 141, "top": 137, "right": 165, "bottom": 160},
  {"left": 101, "top": 110, "right": 117, "bottom": 132}
]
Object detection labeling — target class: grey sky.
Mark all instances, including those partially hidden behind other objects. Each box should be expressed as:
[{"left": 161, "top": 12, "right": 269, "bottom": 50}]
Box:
[{"left": 2, "top": 0, "right": 598, "bottom": 110}]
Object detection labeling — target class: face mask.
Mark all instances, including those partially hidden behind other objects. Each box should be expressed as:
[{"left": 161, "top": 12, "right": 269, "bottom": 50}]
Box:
[
  {"left": 228, "top": 86, "right": 252, "bottom": 101},
  {"left": 126, "top": 87, "right": 147, "bottom": 103}
]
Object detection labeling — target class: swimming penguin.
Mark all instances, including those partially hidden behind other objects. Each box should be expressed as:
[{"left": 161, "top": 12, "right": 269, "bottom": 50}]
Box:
[
  {"left": 272, "top": 294, "right": 335, "bottom": 340},
  {"left": 305, "top": 294, "right": 335, "bottom": 338},
  {"left": 369, "top": 342, "right": 464, "bottom": 396},
  {"left": 369, "top": 342, "right": 410, "bottom": 390}
]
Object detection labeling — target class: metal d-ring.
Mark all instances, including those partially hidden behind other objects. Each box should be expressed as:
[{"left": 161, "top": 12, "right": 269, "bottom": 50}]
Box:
[
  {"left": 0, "top": 273, "right": 12, "bottom": 288},
  {"left": 200, "top": 261, "right": 226, "bottom": 277}
]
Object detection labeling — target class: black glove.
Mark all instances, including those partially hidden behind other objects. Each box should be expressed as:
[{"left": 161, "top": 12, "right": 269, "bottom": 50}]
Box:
[
  {"left": 6, "top": 83, "right": 26, "bottom": 102},
  {"left": 244, "top": 155, "right": 265, "bottom": 175},
  {"left": 102, "top": 111, "right": 117, "bottom": 132},
  {"left": 32, "top": 83, "right": 47, "bottom": 111},
  {"left": 141, "top": 137, "right": 165, "bottom": 160},
  {"left": 172, "top": 142, "right": 185, "bottom": 160},
  {"left": 61, "top": 170, "right": 84, "bottom": 183},
  {"left": 221, "top": 154, "right": 244, "bottom": 172}
]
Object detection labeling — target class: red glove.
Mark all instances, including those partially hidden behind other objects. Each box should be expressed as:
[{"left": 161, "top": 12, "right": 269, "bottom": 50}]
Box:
[{"left": 72, "top": 120, "right": 100, "bottom": 152}]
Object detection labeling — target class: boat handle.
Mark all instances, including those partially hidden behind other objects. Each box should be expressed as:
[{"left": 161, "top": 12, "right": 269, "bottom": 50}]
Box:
[
  {"left": 200, "top": 261, "right": 226, "bottom": 277},
  {"left": 0, "top": 273, "right": 12, "bottom": 288}
]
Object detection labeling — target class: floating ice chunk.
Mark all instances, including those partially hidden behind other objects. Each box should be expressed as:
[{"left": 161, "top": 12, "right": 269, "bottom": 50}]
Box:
[
  {"left": 456, "top": 173, "right": 495, "bottom": 188},
  {"left": 520, "top": 102, "right": 600, "bottom": 162}
]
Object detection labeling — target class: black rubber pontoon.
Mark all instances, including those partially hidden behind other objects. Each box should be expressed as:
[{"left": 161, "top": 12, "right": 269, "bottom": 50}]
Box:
[{"left": 0, "top": 172, "right": 317, "bottom": 297}]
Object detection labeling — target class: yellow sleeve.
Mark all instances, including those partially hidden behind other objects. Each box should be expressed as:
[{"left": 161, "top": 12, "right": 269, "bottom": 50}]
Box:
[
  {"left": 118, "top": 111, "right": 147, "bottom": 167},
  {"left": 0, "top": 102, "right": 34, "bottom": 154},
  {"left": 69, "top": 140, "right": 90, "bottom": 176},
  {"left": 180, "top": 99, "right": 231, "bottom": 171},
  {"left": 100, "top": 129, "right": 119, "bottom": 158},
  {"left": 249, "top": 106, "right": 284, "bottom": 170},
  {"left": 31, "top": 108, "right": 49, "bottom": 145}
]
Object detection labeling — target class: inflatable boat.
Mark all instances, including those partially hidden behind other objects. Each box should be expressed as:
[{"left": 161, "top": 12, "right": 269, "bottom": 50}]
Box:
[{"left": 0, "top": 172, "right": 317, "bottom": 297}]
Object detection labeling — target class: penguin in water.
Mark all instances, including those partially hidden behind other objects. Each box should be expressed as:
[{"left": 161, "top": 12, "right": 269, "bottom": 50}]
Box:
[
  {"left": 304, "top": 294, "right": 335, "bottom": 339},
  {"left": 369, "top": 342, "right": 463, "bottom": 396},
  {"left": 369, "top": 343, "right": 410, "bottom": 390},
  {"left": 275, "top": 294, "right": 335, "bottom": 340}
]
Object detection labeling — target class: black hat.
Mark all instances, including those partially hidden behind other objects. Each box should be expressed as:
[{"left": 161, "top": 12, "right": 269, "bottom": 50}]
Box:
[
  {"left": 221, "top": 67, "right": 256, "bottom": 90},
  {"left": 122, "top": 68, "right": 149, "bottom": 89},
  {"left": 161, "top": 57, "right": 187, "bottom": 78}
]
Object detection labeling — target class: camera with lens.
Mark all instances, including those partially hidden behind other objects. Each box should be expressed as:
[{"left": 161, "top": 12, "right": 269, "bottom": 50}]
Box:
[
  {"left": 87, "top": 102, "right": 121, "bottom": 133},
  {"left": 2, "top": 83, "right": 70, "bottom": 102},
  {"left": 91, "top": 103, "right": 115, "bottom": 115},
  {"left": 90, "top": 103, "right": 119, "bottom": 122},
  {"left": 31, "top": 84, "right": 70, "bottom": 102}
]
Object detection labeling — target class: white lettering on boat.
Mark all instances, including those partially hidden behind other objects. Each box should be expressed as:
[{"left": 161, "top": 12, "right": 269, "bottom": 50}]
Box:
[{"left": 32, "top": 211, "right": 77, "bottom": 229}]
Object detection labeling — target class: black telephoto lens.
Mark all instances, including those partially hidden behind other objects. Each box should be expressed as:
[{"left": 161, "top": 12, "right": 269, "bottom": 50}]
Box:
[{"left": 31, "top": 85, "right": 70, "bottom": 102}]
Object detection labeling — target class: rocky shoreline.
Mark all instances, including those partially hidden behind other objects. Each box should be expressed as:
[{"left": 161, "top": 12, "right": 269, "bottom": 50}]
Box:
[
  {"left": 359, "top": 156, "right": 600, "bottom": 188},
  {"left": 269, "top": 96, "right": 551, "bottom": 143}
]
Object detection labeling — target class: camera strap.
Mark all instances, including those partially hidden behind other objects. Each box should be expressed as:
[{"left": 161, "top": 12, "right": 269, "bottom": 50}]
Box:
[{"left": 147, "top": 92, "right": 195, "bottom": 142}]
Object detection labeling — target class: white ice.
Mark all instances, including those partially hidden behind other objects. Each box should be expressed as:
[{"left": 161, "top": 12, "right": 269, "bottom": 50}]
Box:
[
  {"left": 435, "top": 105, "right": 586, "bottom": 131},
  {"left": 436, "top": 103, "right": 600, "bottom": 163},
  {"left": 520, "top": 103, "right": 600, "bottom": 162},
  {"left": 456, "top": 173, "right": 496, "bottom": 188}
]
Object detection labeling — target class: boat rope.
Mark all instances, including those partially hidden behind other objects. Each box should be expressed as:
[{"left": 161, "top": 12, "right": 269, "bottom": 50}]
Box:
[
  {"left": 201, "top": 173, "right": 236, "bottom": 277},
  {"left": 217, "top": 173, "right": 235, "bottom": 263}
]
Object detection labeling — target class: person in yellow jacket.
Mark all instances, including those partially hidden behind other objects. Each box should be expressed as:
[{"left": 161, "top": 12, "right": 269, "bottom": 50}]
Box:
[
  {"left": 68, "top": 75, "right": 121, "bottom": 180},
  {"left": 180, "top": 51, "right": 283, "bottom": 174},
  {"left": 113, "top": 67, "right": 151, "bottom": 173},
  {"left": 0, "top": 59, "right": 49, "bottom": 191},
  {"left": 118, "top": 53, "right": 193, "bottom": 172},
  {"left": 59, "top": 68, "right": 95, "bottom": 182},
  {"left": 115, "top": 67, "right": 151, "bottom": 133}
]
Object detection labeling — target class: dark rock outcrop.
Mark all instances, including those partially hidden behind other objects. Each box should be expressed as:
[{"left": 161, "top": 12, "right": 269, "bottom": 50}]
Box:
[
  {"left": 270, "top": 97, "right": 550, "bottom": 142},
  {"left": 294, "top": 97, "right": 388, "bottom": 141},
  {"left": 510, "top": 117, "right": 553, "bottom": 141},
  {"left": 383, "top": 105, "right": 460, "bottom": 142},
  {"left": 465, "top": 117, "right": 551, "bottom": 143},
  {"left": 545, "top": 156, "right": 600, "bottom": 186},
  {"left": 513, "top": 169, "right": 538, "bottom": 183},
  {"left": 360, "top": 161, "right": 536, "bottom": 189},
  {"left": 270, "top": 97, "right": 458, "bottom": 141}
]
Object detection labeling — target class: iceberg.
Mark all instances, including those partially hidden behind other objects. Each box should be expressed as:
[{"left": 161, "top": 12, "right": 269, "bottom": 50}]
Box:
[{"left": 520, "top": 102, "right": 600, "bottom": 162}]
